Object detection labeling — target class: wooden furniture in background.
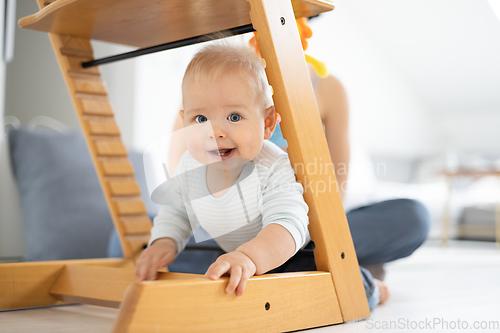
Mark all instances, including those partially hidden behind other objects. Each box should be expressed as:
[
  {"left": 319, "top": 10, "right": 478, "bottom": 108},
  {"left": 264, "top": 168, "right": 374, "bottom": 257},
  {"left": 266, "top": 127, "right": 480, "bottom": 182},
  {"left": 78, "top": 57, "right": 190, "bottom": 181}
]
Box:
[{"left": 441, "top": 169, "right": 500, "bottom": 248}]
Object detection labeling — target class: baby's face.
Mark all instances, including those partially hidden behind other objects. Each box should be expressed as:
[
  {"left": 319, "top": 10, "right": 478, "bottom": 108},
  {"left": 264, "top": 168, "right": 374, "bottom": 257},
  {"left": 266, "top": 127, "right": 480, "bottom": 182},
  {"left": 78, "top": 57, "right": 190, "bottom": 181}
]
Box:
[{"left": 181, "top": 73, "right": 273, "bottom": 172}]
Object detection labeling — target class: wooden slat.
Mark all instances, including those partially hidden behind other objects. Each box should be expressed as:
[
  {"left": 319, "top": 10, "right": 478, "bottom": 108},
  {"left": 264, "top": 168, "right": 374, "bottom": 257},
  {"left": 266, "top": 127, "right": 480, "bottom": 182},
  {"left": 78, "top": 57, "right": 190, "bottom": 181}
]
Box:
[
  {"left": 66, "top": 56, "right": 99, "bottom": 74},
  {"left": 88, "top": 132, "right": 122, "bottom": 143},
  {"left": 248, "top": 0, "right": 369, "bottom": 322},
  {"left": 20, "top": 0, "right": 333, "bottom": 48},
  {"left": 90, "top": 135, "right": 122, "bottom": 141},
  {"left": 76, "top": 92, "right": 108, "bottom": 102},
  {"left": 50, "top": 266, "right": 202, "bottom": 308},
  {"left": 50, "top": 265, "right": 136, "bottom": 306},
  {"left": 68, "top": 69, "right": 101, "bottom": 81},
  {"left": 82, "top": 115, "right": 115, "bottom": 122},
  {"left": 114, "top": 272, "right": 342, "bottom": 332},
  {"left": 0, "top": 259, "right": 133, "bottom": 310},
  {"left": 42, "top": 29, "right": 147, "bottom": 259},
  {"left": 81, "top": 99, "right": 114, "bottom": 116},
  {"left": 59, "top": 47, "right": 93, "bottom": 58},
  {"left": 107, "top": 181, "right": 141, "bottom": 196},
  {"left": 120, "top": 215, "right": 152, "bottom": 235},
  {"left": 94, "top": 141, "right": 128, "bottom": 156},
  {"left": 88, "top": 121, "right": 121, "bottom": 136},
  {"left": 45, "top": 32, "right": 130, "bottom": 258},
  {"left": 125, "top": 234, "right": 152, "bottom": 256},
  {"left": 74, "top": 79, "right": 108, "bottom": 95},
  {"left": 114, "top": 200, "right": 147, "bottom": 215},
  {"left": 101, "top": 161, "right": 135, "bottom": 176}
]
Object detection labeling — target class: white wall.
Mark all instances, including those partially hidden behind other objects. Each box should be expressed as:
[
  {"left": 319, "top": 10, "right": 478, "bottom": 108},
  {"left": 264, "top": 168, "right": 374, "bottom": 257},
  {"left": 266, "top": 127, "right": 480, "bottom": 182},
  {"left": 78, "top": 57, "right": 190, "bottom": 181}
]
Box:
[
  {"left": 1, "top": 0, "right": 25, "bottom": 260},
  {"left": 5, "top": 1, "right": 76, "bottom": 128},
  {"left": 131, "top": 35, "right": 249, "bottom": 152},
  {"left": 437, "top": 111, "right": 500, "bottom": 159},
  {"left": 131, "top": 46, "right": 191, "bottom": 152},
  {"left": 5, "top": 1, "right": 137, "bottom": 147},
  {"left": 319, "top": 0, "right": 500, "bottom": 159},
  {"left": 93, "top": 41, "right": 136, "bottom": 147},
  {"left": 307, "top": 5, "right": 437, "bottom": 160}
]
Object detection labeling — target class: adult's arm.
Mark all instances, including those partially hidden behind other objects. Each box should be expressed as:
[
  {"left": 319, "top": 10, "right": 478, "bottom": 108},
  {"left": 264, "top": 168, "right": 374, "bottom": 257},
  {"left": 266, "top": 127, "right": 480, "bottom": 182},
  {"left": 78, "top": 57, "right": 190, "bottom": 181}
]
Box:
[{"left": 315, "top": 75, "right": 350, "bottom": 199}]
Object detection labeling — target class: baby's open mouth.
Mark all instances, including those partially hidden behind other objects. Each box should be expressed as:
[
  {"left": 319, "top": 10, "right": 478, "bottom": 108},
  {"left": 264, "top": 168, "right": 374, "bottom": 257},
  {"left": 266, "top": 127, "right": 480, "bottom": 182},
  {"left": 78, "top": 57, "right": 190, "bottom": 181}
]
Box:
[{"left": 210, "top": 148, "right": 234, "bottom": 157}]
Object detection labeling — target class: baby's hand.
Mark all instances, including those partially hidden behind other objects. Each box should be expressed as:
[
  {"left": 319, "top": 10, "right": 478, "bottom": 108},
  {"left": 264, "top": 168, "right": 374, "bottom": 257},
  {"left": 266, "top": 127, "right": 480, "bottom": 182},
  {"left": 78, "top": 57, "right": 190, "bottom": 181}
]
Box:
[
  {"left": 135, "top": 238, "right": 177, "bottom": 281},
  {"left": 204, "top": 250, "right": 256, "bottom": 296}
]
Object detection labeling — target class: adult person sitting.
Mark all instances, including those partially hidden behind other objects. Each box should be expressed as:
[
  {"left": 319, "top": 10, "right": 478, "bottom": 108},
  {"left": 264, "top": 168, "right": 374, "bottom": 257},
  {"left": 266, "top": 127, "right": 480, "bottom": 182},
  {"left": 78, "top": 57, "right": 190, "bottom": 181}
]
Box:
[{"left": 267, "top": 67, "right": 431, "bottom": 284}]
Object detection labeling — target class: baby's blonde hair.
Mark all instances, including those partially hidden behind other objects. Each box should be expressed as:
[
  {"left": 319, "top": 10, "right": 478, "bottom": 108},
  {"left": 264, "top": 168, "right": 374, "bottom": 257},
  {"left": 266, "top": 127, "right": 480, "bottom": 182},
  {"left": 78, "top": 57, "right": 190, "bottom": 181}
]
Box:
[{"left": 182, "top": 41, "right": 273, "bottom": 110}]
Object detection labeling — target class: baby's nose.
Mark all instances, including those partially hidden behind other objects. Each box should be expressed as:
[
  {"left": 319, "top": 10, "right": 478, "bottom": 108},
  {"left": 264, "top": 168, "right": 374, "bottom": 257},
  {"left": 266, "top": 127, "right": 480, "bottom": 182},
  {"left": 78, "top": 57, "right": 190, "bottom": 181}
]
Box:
[{"left": 209, "top": 123, "right": 227, "bottom": 139}]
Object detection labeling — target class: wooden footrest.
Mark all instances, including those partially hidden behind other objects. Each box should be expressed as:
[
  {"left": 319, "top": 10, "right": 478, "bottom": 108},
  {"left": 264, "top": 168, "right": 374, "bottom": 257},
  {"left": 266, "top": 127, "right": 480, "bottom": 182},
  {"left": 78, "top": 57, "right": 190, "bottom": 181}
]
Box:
[
  {"left": 0, "top": 258, "right": 134, "bottom": 310},
  {"left": 114, "top": 271, "right": 343, "bottom": 332},
  {"left": 50, "top": 265, "right": 200, "bottom": 308}
]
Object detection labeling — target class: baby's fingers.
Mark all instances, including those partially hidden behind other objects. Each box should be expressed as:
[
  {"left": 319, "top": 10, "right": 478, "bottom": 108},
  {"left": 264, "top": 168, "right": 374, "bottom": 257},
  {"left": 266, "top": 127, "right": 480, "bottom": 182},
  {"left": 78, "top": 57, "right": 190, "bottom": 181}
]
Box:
[
  {"left": 235, "top": 272, "right": 251, "bottom": 296},
  {"left": 146, "top": 266, "right": 159, "bottom": 281},
  {"left": 135, "top": 254, "right": 170, "bottom": 281},
  {"left": 157, "top": 252, "right": 176, "bottom": 270},
  {"left": 205, "top": 261, "right": 230, "bottom": 280},
  {"left": 136, "top": 259, "right": 157, "bottom": 281},
  {"left": 144, "top": 254, "right": 170, "bottom": 280},
  {"left": 135, "top": 258, "right": 151, "bottom": 281},
  {"left": 225, "top": 266, "right": 242, "bottom": 294}
]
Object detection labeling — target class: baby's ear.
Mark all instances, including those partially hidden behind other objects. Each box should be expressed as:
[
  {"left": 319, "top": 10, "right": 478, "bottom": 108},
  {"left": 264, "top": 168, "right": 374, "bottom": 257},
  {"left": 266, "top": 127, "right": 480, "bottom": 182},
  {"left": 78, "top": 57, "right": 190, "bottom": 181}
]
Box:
[
  {"left": 179, "top": 110, "right": 185, "bottom": 119},
  {"left": 264, "top": 106, "right": 278, "bottom": 140}
]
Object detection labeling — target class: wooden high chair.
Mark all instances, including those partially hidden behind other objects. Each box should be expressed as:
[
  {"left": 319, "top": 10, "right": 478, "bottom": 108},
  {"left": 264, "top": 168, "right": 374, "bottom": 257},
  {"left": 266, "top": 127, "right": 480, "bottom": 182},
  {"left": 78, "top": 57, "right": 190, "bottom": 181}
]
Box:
[{"left": 0, "top": 0, "right": 370, "bottom": 331}]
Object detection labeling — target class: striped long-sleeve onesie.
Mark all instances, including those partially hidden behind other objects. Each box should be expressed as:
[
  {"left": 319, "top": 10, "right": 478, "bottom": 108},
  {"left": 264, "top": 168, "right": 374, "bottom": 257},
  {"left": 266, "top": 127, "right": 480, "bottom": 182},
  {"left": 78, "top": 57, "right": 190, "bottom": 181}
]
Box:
[{"left": 149, "top": 140, "right": 310, "bottom": 255}]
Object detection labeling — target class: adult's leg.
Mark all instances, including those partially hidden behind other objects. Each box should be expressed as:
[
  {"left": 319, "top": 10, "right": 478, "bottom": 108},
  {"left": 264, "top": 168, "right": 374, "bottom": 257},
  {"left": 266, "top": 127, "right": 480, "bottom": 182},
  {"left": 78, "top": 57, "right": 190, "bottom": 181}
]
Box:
[{"left": 347, "top": 198, "right": 431, "bottom": 266}]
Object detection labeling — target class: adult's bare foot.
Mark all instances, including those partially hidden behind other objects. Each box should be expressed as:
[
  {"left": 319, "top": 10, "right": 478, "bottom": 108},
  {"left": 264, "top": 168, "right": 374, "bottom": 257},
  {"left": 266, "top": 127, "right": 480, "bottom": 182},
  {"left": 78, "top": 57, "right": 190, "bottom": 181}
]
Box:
[{"left": 374, "top": 278, "right": 390, "bottom": 304}]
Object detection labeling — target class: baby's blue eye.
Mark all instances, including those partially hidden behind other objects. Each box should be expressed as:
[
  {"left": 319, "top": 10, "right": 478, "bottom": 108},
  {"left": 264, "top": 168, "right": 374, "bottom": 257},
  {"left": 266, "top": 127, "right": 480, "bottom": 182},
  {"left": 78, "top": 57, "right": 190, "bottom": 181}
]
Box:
[
  {"left": 195, "top": 115, "right": 208, "bottom": 123},
  {"left": 228, "top": 113, "right": 241, "bottom": 122}
]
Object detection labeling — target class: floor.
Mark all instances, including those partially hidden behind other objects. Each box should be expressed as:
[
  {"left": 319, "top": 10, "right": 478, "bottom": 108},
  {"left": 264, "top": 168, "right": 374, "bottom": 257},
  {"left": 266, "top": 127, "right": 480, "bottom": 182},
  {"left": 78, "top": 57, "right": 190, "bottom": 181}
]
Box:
[
  {"left": 316, "top": 240, "right": 500, "bottom": 333},
  {"left": 2, "top": 240, "right": 500, "bottom": 333}
]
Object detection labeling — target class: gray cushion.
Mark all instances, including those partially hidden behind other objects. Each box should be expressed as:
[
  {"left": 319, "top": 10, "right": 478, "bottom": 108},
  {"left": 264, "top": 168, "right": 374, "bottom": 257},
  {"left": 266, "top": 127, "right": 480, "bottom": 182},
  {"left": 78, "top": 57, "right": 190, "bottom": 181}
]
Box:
[{"left": 8, "top": 129, "right": 115, "bottom": 261}]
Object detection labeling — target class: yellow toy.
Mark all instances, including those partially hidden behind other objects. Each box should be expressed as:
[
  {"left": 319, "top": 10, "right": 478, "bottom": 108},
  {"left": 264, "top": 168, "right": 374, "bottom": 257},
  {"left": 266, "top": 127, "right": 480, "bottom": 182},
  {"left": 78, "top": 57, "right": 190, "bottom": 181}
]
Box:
[{"left": 250, "top": 17, "right": 328, "bottom": 78}]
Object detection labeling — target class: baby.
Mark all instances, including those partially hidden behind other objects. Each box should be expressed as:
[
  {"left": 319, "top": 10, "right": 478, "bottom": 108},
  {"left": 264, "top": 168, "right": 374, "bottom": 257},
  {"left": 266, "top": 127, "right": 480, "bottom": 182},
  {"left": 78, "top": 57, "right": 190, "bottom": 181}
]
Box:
[{"left": 135, "top": 42, "right": 310, "bottom": 296}]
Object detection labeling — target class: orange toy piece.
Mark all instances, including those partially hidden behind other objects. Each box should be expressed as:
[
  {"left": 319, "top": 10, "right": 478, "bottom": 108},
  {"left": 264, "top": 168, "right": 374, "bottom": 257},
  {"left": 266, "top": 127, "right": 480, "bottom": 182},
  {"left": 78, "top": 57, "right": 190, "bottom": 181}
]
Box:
[
  {"left": 296, "top": 17, "right": 312, "bottom": 50},
  {"left": 250, "top": 17, "right": 328, "bottom": 78},
  {"left": 249, "top": 31, "right": 261, "bottom": 56}
]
